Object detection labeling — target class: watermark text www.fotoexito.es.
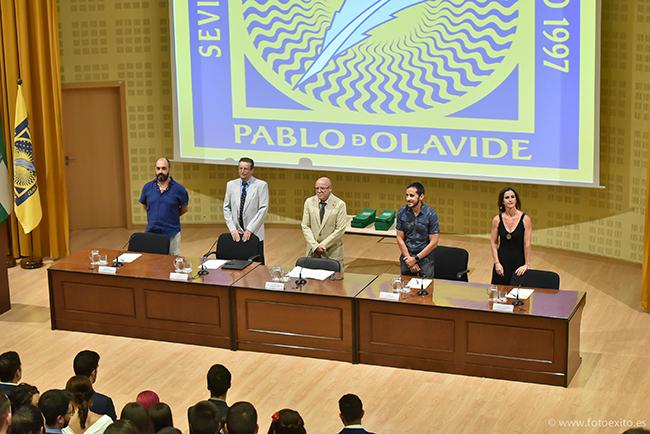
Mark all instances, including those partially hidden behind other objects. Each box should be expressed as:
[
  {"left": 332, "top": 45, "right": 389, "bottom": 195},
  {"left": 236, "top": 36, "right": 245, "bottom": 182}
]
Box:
[{"left": 547, "top": 418, "right": 647, "bottom": 429}]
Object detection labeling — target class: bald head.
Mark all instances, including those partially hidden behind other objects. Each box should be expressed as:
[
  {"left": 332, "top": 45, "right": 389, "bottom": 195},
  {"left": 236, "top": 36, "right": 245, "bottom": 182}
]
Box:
[
  {"left": 315, "top": 177, "right": 332, "bottom": 201},
  {"left": 155, "top": 158, "right": 170, "bottom": 182}
]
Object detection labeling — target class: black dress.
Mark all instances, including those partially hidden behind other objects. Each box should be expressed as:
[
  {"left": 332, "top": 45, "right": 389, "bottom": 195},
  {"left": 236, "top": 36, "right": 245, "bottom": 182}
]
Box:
[{"left": 491, "top": 213, "right": 525, "bottom": 285}]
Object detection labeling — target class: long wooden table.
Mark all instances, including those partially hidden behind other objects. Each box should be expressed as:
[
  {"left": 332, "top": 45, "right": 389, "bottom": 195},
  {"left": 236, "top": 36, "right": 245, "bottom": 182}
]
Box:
[
  {"left": 357, "top": 275, "right": 585, "bottom": 387},
  {"left": 47, "top": 249, "right": 256, "bottom": 348},
  {"left": 48, "top": 250, "right": 585, "bottom": 386}
]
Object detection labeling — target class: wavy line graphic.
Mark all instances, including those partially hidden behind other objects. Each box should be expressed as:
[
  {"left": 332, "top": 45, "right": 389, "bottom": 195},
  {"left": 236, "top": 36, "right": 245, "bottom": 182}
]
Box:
[{"left": 242, "top": 0, "right": 520, "bottom": 114}]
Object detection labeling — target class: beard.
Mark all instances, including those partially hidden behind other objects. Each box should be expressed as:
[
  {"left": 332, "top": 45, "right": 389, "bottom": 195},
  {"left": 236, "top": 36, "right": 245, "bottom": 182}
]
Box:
[{"left": 156, "top": 173, "right": 169, "bottom": 182}]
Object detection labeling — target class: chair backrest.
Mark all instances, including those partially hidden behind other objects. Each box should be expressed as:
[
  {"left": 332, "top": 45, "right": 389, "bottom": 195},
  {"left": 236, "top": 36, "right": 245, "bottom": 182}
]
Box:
[
  {"left": 433, "top": 245, "right": 470, "bottom": 281},
  {"left": 295, "top": 257, "right": 341, "bottom": 272},
  {"left": 216, "top": 232, "right": 261, "bottom": 261},
  {"left": 510, "top": 269, "right": 560, "bottom": 289},
  {"left": 127, "top": 232, "right": 170, "bottom": 255}
]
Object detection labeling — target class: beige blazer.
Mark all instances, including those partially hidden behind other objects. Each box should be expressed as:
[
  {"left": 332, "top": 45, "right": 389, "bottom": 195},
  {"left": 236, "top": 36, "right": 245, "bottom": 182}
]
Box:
[{"left": 301, "top": 193, "right": 347, "bottom": 263}]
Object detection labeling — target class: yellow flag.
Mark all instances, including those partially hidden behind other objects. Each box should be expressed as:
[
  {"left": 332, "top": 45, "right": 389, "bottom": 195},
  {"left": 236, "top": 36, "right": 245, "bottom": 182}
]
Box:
[{"left": 13, "top": 84, "right": 42, "bottom": 234}]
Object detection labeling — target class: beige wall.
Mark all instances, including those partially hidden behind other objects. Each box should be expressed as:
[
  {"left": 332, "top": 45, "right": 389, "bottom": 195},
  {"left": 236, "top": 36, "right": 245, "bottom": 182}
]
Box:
[{"left": 58, "top": 0, "right": 648, "bottom": 263}]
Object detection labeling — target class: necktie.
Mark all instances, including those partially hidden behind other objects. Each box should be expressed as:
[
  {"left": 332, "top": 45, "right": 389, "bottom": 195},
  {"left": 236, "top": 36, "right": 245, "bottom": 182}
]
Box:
[
  {"left": 239, "top": 181, "right": 248, "bottom": 229},
  {"left": 319, "top": 200, "right": 326, "bottom": 223}
]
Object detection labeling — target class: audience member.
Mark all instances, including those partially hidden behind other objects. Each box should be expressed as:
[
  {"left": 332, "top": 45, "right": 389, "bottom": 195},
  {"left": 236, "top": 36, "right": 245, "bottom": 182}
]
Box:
[
  {"left": 120, "top": 403, "right": 153, "bottom": 434},
  {"left": 37, "top": 390, "right": 73, "bottom": 434},
  {"left": 337, "top": 394, "right": 373, "bottom": 434},
  {"left": 206, "top": 364, "right": 231, "bottom": 423},
  {"left": 266, "top": 409, "right": 305, "bottom": 434},
  {"left": 63, "top": 376, "right": 113, "bottom": 434},
  {"left": 7, "top": 405, "right": 43, "bottom": 434},
  {"left": 73, "top": 351, "right": 117, "bottom": 421},
  {"left": 103, "top": 420, "right": 139, "bottom": 434},
  {"left": 135, "top": 392, "right": 159, "bottom": 411},
  {"left": 225, "top": 402, "right": 257, "bottom": 434},
  {"left": 147, "top": 403, "right": 173, "bottom": 433},
  {"left": 0, "top": 353, "right": 21, "bottom": 396},
  {"left": 9, "top": 385, "right": 39, "bottom": 413},
  {"left": 0, "top": 392, "right": 11, "bottom": 434},
  {"left": 188, "top": 401, "right": 221, "bottom": 434},
  {"left": 155, "top": 428, "right": 181, "bottom": 434}
]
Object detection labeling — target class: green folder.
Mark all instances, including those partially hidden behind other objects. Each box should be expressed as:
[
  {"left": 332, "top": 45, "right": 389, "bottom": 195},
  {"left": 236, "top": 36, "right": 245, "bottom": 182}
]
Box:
[
  {"left": 351, "top": 208, "right": 376, "bottom": 228},
  {"left": 374, "top": 210, "right": 395, "bottom": 231}
]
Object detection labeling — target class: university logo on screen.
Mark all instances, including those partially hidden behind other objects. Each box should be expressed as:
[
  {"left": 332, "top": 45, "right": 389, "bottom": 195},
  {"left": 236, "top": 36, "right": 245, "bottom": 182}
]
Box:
[{"left": 176, "top": 0, "right": 596, "bottom": 184}]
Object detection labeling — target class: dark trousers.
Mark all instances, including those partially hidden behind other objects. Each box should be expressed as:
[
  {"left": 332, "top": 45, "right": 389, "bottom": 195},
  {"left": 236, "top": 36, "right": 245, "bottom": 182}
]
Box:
[{"left": 258, "top": 240, "right": 265, "bottom": 265}]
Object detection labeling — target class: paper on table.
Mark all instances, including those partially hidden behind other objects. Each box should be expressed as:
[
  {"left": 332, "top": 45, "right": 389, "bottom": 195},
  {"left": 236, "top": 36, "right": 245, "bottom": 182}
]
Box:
[
  {"left": 202, "top": 259, "right": 227, "bottom": 269},
  {"left": 506, "top": 288, "right": 535, "bottom": 300},
  {"left": 492, "top": 303, "right": 514, "bottom": 313},
  {"left": 287, "top": 266, "right": 334, "bottom": 281},
  {"left": 407, "top": 278, "right": 433, "bottom": 289},
  {"left": 117, "top": 253, "right": 142, "bottom": 263}
]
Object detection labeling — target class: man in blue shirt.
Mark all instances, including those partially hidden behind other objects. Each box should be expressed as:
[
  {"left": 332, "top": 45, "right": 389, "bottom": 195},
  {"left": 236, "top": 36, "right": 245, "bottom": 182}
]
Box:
[
  {"left": 38, "top": 390, "right": 74, "bottom": 434},
  {"left": 396, "top": 182, "right": 440, "bottom": 278},
  {"left": 139, "top": 157, "right": 189, "bottom": 255}
]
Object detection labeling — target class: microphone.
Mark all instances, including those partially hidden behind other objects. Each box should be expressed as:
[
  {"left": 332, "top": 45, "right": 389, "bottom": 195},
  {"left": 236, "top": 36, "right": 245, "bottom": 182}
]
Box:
[
  {"left": 111, "top": 236, "right": 132, "bottom": 267},
  {"left": 416, "top": 270, "right": 429, "bottom": 296},
  {"left": 198, "top": 238, "right": 219, "bottom": 276},
  {"left": 295, "top": 266, "right": 307, "bottom": 286},
  {"left": 513, "top": 269, "right": 526, "bottom": 307}
]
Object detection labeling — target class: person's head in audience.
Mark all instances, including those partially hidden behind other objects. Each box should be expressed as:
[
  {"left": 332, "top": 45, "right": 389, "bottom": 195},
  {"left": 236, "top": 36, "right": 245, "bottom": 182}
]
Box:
[
  {"left": 120, "top": 403, "right": 154, "bottom": 434},
  {"left": 65, "top": 375, "right": 94, "bottom": 429},
  {"left": 37, "top": 390, "right": 73, "bottom": 431},
  {"left": 188, "top": 401, "right": 221, "bottom": 434},
  {"left": 7, "top": 405, "right": 42, "bottom": 434},
  {"left": 9, "top": 386, "right": 39, "bottom": 413},
  {"left": 72, "top": 351, "right": 101, "bottom": 385},
  {"left": 0, "top": 392, "right": 11, "bottom": 434},
  {"left": 157, "top": 428, "right": 181, "bottom": 434},
  {"left": 622, "top": 429, "right": 650, "bottom": 434},
  {"left": 206, "top": 365, "right": 231, "bottom": 401},
  {"left": 266, "top": 409, "right": 305, "bottom": 434},
  {"left": 338, "top": 394, "right": 364, "bottom": 427},
  {"left": 104, "top": 419, "right": 140, "bottom": 434},
  {"left": 135, "top": 391, "right": 159, "bottom": 410},
  {"left": 0, "top": 352, "right": 22, "bottom": 384},
  {"left": 225, "top": 402, "right": 257, "bottom": 434},
  {"left": 148, "top": 403, "right": 173, "bottom": 433}
]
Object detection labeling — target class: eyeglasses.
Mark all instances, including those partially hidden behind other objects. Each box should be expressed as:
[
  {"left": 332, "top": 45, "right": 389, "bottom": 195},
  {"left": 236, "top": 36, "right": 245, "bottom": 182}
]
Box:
[{"left": 314, "top": 187, "right": 330, "bottom": 191}]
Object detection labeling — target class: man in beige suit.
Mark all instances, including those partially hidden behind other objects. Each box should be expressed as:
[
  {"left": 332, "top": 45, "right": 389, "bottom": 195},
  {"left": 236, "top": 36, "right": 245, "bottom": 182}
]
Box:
[{"left": 301, "top": 177, "right": 347, "bottom": 265}]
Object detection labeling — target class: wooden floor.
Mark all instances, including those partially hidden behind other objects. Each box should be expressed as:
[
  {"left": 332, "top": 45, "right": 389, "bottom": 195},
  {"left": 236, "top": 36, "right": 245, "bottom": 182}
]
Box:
[{"left": 2, "top": 226, "right": 649, "bottom": 434}]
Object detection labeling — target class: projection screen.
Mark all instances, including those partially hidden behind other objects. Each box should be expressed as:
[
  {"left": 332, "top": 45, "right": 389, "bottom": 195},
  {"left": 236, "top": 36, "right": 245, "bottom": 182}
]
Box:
[{"left": 171, "top": 0, "right": 600, "bottom": 186}]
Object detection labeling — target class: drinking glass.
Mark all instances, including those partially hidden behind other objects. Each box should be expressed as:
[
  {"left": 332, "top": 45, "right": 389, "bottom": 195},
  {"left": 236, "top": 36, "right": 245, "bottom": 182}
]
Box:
[
  {"left": 174, "top": 256, "right": 186, "bottom": 273},
  {"left": 392, "top": 276, "right": 408, "bottom": 293},
  {"left": 497, "top": 287, "right": 508, "bottom": 303},
  {"left": 270, "top": 266, "right": 283, "bottom": 282},
  {"left": 88, "top": 249, "right": 100, "bottom": 269},
  {"left": 98, "top": 254, "right": 108, "bottom": 266},
  {"left": 487, "top": 285, "right": 498, "bottom": 302}
]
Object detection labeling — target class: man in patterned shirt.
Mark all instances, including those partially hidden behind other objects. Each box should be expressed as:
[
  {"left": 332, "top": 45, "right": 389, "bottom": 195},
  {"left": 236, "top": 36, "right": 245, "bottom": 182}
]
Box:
[{"left": 396, "top": 182, "right": 440, "bottom": 278}]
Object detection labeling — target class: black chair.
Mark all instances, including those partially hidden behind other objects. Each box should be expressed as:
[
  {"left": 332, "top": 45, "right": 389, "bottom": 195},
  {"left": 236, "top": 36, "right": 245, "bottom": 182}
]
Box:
[
  {"left": 127, "top": 232, "right": 170, "bottom": 254},
  {"left": 510, "top": 269, "right": 560, "bottom": 289},
  {"left": 432, "top": 245, "right": 470, "bottom": 281},
  {"left": 295, "top": 257, "right": 341, "bottom": 272},
  {"left": 215, "top": 232, "right": 262, "bottom": 262}
]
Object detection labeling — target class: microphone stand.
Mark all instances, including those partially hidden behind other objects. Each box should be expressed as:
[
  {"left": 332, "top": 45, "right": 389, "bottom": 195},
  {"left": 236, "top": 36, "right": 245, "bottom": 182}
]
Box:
[
  {"left": 513, "top": 272, "right": 525, "bottom": 307},
  {"left": 416, "top": 271, "right": 429, "bottom": 296},
  {"left": 295, "top": 266, "right": 307, "bottom": 287},
  {"left": 198, "top": 238, "right": 219, "bottom": 276},
  {"left": 111, "top": 236, "right": 132, "bottom": 268}
]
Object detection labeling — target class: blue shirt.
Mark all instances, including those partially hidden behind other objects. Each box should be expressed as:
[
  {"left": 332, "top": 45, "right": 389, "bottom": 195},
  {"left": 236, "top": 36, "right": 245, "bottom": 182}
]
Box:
[
  {"left": 139, "top": 177, "right": 188, "bottom": 238},
  {"left": 396, "top": 203, "right": 440, "bottom": 261}
]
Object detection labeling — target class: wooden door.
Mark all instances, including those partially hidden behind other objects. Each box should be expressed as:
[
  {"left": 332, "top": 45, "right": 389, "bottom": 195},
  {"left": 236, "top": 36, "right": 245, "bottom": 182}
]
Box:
[{"left": 62, "top": 83, "right": 129, "bottom": 230}]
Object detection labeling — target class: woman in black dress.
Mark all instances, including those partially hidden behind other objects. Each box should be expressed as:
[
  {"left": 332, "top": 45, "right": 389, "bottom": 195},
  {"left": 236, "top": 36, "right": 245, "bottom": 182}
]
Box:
[{"left": 490, "top": 187, "right": 532, "bottom": 285}]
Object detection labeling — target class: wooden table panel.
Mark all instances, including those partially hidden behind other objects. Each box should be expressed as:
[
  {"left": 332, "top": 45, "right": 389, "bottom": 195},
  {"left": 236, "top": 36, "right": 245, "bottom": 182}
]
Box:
[{"left": 232, "top": 266, "right": 377, "bottom": 362}]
